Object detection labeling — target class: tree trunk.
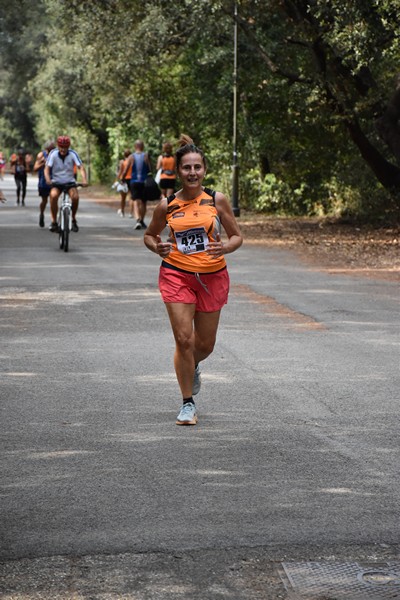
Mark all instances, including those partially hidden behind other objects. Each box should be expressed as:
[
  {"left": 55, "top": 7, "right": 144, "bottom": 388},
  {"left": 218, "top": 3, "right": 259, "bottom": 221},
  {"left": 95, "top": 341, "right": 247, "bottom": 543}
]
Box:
[
  {"left": 375, "top": 75, "right": 400, "bottom": 167},
  {"left": 260, "top": 153, "right": 271, "bottom": 177},
  {"left": 345, "top": 117, "right": 400, "bottom": 189}
]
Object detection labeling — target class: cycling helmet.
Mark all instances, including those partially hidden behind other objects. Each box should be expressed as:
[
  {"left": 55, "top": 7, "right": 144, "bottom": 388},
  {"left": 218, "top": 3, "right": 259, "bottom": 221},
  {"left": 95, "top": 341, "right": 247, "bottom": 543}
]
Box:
[{"left": 57, "top": 135, "right": 71, "bottom": 148}]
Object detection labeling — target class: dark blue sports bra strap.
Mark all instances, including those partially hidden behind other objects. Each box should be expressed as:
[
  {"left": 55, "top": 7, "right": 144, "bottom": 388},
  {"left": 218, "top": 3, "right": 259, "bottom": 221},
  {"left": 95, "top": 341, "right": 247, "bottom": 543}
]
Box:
[
  {"left": 203, "top": 187, "right": 216, "bottom": 205},
  {"left": 167, "top": 193, "right": 176, "bottom": 204}
]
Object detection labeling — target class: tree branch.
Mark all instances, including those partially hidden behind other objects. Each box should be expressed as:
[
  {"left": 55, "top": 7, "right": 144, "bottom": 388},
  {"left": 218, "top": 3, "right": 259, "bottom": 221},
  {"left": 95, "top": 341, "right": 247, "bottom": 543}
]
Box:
[{"left": 218, "top": 2, "right": 314, "bottom": 86}]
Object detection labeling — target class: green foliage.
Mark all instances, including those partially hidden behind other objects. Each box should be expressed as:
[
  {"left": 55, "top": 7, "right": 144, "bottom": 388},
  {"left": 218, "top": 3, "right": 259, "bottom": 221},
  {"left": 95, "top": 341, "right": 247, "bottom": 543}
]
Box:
[
  {"left": 2, "top": 0, "right": 400, "bottom": 219},
  {"left": 244, "top": 170, "right": 309, "bottom": 215},
  {"left": 322, "top": 173, "right": 398, "bottom": 224},
  {"left": 0, "top": 0, "right": 49, "bottom": 150}
]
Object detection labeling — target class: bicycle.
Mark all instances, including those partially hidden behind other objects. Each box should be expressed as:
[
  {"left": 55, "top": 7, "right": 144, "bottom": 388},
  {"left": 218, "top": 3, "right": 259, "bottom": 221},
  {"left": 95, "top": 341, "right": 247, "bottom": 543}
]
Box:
[{"left": 57, "top": 183, "right": 82, "bottom": 252}]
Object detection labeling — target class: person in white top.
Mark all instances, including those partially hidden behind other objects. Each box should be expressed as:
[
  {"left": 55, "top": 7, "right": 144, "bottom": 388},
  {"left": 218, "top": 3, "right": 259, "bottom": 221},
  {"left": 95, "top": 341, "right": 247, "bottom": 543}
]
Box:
[{"left": 44, "top": 135, "right": 88, "bottom": 232}]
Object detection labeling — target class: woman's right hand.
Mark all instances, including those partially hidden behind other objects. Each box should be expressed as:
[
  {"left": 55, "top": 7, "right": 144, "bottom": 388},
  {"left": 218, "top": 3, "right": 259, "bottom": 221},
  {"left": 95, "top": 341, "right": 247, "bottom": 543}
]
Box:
[{"left": 155, "top": 235, "right": 172, "bottom": 257}]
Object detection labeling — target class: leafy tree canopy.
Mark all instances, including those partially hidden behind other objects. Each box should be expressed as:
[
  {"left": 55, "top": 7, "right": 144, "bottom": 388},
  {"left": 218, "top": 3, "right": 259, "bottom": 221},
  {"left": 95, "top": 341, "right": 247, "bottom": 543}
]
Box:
[{"left": 1, "top": 0, "right": 400, "bottom": 218}]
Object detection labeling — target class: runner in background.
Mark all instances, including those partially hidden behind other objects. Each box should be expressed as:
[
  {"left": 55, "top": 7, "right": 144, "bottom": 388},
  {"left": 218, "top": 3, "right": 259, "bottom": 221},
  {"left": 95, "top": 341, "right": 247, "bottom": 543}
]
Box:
[
  {"left": 0, "top": 152, "right": 6, "bottom": 179},
  {"left": 10, "top": 148, "right": 30, "bottom": 206},
  {"left": 33, "top": 140, "right": 56, "bottom": 228},
  {"left": 156, "top": 141, "right": 176, "bottom": 200},
  {"left": 122, "top": 139, "right": 152, "bottom": 230},
  {"left": 116, "top": 148, "right": 133, "bottom": 218}
]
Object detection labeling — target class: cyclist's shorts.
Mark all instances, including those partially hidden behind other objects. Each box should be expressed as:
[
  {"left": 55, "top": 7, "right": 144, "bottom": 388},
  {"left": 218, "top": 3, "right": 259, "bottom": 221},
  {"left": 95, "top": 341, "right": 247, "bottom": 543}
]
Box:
[
  {"left": 159, "top": 265, "right": 229, "bottom": 313},
  {"left": 130, "top": 181, "right": 145, "bottom": 201},
  {"left": 51, "top": 182, "right": 77, "bottom": 191}
]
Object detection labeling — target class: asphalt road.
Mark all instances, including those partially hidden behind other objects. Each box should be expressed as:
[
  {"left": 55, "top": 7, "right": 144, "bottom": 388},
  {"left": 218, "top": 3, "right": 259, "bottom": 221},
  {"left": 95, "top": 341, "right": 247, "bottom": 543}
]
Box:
[{"left": 0, "top": 174, "right": 399, "bottom": 599}]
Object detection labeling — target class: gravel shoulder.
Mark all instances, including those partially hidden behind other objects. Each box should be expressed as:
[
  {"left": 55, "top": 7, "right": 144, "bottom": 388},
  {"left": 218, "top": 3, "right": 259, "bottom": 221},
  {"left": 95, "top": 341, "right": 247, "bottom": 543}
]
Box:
[{"left": 239, "top": 214, "right": 400, "bottom": 281}]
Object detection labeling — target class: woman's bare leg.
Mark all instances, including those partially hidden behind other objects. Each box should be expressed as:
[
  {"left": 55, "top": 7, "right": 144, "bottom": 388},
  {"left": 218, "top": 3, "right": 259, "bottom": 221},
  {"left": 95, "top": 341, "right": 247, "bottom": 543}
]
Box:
[
  {"left": 193, "top": 310, "right": 221, "bottom": 365},
  {"left": 165, "top": 303, "right": 221, "bottom": 398},
  {"left": 165, "top": 302, "right": 196, "bottom": 398}
]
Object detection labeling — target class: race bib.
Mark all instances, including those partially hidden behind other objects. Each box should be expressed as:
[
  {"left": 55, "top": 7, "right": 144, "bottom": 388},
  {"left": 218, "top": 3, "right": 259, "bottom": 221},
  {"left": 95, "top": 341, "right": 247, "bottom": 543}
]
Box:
[{"left": 175, "top": 227, "right": 209, "bottom": 255}]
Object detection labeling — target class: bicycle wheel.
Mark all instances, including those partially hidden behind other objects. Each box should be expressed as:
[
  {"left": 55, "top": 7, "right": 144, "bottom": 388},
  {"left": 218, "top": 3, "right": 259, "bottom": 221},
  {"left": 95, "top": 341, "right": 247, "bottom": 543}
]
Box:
[
  {"left": 59, "top": 211, "right": 64, "bottom": 250},
  {"left": 63, "top": 207, "right": 70, "bottom": 252}
]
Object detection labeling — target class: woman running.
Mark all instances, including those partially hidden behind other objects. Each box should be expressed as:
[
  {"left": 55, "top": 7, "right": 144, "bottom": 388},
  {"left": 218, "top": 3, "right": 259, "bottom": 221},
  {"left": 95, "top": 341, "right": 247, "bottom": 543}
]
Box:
[
  {"left": 10, "top": 148, "right": 29, "bottom": 206},
  {"left": 156, "top": 141, "right": 176, "bottom": 199},
  {"left": 144, "top": 134, "right": 243, "bottom": 425},
  {"left": 116, "top": 148, "right": 132, "bottom": 218}
]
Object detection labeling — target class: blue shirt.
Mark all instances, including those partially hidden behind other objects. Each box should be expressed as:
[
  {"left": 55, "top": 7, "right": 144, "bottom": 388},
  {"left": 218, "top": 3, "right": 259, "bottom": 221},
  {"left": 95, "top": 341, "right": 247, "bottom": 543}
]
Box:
[{"left": 46, "top": 149, "right": 82, "bottom": 184}]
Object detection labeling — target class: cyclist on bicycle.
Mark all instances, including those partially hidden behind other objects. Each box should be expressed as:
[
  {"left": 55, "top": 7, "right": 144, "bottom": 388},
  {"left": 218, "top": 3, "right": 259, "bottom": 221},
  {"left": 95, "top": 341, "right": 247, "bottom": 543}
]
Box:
[{"left": 44, "top": 135, "right": 88, "bottom": 232}]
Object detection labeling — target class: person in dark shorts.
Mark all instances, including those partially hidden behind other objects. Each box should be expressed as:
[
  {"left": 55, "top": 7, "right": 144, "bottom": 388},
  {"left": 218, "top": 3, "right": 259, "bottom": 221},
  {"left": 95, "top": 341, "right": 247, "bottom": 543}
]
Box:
[
  {"left": 33, "top": 140, "right": 56, "bottom": 228},
  {"left": 44, "top": 135, "right": 88, "bottom": 233},
  {"left": 122, "top": 139, "right": 152, "bottom": 230},
  {"left": 156, "top": 141, "right": 176, "bottom": 200},
  {"left": 10, "top": 148, "right": 30, "bottom": 206}
]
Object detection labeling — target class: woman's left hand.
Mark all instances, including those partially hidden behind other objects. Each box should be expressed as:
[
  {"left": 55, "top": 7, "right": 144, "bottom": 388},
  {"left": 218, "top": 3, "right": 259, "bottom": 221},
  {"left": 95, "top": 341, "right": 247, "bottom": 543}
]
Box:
[{"left": 206, "top": 232, "right": 225, "bottom": 258}]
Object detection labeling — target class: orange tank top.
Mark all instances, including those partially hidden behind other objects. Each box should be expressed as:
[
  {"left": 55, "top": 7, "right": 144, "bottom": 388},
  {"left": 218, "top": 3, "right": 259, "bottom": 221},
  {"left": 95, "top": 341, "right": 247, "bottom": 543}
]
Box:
[
  {"left": 123, "top": 157, "right": 132, "bottom": 180},
  {"left": 163, "top": 188, "right": 226, "bottom": 274},
  {"left": 161, "top": 155, "right": 175, "bottom": 179}
]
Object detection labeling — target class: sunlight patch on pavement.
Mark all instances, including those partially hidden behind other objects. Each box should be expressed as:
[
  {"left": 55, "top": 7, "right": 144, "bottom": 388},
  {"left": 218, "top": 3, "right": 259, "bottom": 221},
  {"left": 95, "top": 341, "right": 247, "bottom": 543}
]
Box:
[
  {"left": 1, "top": 372, "right": 37, "bottom": 377},
  {"left": 336, "top": 320, "right": 399, "bottom": 326},
  {"left": 304, "top": 288, "right": 367, "bottom": 295},
  {"left": 0, "top": 264, "right": 93, "bottom": 269},
  {"left": 107, "top": 433, "right": 178, "bottom": 443},
  {"left": 28, "top": 450, "right": 94, "bottom": 459},
  {"left": 318, "top": 487, "right": 375, "bottom": 496},
  {"left": 248, "top": 372, "right": 389, "bottom": 381},
  {"left": 0, "top": 287, "right": 159, "bottom": 306},
  {"left": 90, "top": 234, "right": 141, "bottom": 242},
  {"left": 326, "top": 267, "right": 400, "bottom": 273},
  {"left": 196, "top": 469, "right": 239, "bottom": 476},
  {"left": 132, "top": 374, "right": 177, "bottom": 383},
  {"left": 134, "top": 372, "right": 231, "bottom": 383}
]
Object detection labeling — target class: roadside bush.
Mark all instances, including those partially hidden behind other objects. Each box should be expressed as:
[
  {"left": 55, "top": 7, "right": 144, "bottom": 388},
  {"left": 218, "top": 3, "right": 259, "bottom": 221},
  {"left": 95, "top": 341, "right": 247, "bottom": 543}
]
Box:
[
  {"left": 240, "top": 166, "right": 399, "bottom": 223},
  {"left": 323, "top": 175, "right": 399, "bottom": 224},
  {"left": 244, "top": 169, "right": 311, "bottom": 215}
]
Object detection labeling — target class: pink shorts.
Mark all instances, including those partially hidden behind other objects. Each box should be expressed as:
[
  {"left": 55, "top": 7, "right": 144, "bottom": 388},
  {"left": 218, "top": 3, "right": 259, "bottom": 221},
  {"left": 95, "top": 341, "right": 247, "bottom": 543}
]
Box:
[{"left": 159, "top": 266, "right": 230, "bottom": 312}]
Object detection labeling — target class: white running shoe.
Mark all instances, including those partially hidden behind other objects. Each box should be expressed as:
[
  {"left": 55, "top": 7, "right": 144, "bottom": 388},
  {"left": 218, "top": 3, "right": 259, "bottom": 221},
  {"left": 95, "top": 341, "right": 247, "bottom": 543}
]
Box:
[{"left": 176, "top": 402, "right": 197, "bottom": 426}]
